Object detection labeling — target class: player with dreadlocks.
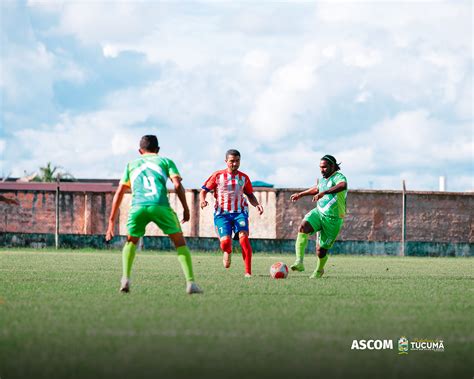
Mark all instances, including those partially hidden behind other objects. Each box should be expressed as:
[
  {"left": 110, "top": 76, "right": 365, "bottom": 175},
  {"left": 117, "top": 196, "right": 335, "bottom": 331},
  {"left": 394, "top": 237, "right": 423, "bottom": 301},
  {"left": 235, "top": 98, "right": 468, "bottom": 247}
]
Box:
[{"left": 289, "top": 154, "right": 348, "bottom": 278}]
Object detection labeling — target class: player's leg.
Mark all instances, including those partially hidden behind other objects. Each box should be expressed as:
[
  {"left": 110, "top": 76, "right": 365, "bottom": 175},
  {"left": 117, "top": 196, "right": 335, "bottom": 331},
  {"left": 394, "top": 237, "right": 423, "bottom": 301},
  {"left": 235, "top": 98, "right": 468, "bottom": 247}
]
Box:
[
  {"left": 291, "top": 209, "right": 320, "bottom": 272},
  {"left": 215, "top": 214, "right": 233, "bottom": 268},
  {"left": 168, "top": 232, "right": 202, "bottom": 294},
  {"left": 121, "top": 206, "right": 148, "bottom": 292},
  {"left": 120, "top": 235, "right": 139, "bottom": 292},
  {"left": 152, "top": 206, "right": 202, "bottom": 294},
  {"left": 238, "top": 231, "right": 252, "bottom": 277},
  {"left": 309, "top": 246, "right": 329, "bottom": 279},
  {"left": 290, "top": 222, "right": 313, "bottom": 272},
  {"left": 233, "top": 213, "right": 252, "bottom": 277},
  {"left": 310, "top": 217, "right": 344, "bottom": 279}
]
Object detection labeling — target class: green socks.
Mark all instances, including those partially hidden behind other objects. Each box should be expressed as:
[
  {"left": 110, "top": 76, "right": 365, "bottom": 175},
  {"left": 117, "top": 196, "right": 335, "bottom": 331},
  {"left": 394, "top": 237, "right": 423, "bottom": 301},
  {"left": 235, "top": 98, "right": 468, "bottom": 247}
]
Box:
[
  {"left": 122, "top": 241, "right": 137, "bottom": 279},
  {"left": 177, "top": 245, "right": 195, "bottom": 282},
  {"left": 316, "top": 254, "right": 329, "bottom": 272},
  {"left": 121, "top": 242, "right": 195, "bottom": 283},
  {"left": 295, "top": 232, "right": 309, "bottom": 263}
]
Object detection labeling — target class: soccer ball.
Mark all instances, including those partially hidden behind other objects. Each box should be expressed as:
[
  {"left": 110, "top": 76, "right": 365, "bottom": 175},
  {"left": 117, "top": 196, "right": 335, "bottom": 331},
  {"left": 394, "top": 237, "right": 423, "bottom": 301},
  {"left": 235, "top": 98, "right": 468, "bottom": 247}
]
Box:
[{"left": 270, "top": 262, "right": 289, "bottom": 279}]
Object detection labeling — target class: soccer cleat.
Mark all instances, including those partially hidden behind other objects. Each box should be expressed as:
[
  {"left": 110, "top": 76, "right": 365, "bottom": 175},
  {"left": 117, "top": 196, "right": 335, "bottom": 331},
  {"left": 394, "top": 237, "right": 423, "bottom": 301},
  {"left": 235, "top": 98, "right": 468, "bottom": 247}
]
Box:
[
  {"left": 186, "top": 282, "right": 203, "bottom": 295},
  {"left": 290, "top": 261, "right": 305, "bottom": 272},
  {"left": 244, "top": 273, "right": 252, "bottom": 278},
  {"left": 223, "top": 252, "right": 231, "bottom": 268},
  {"left": 309, "top": 269, "right": 324, "bottom": 279},
  {"left": 119, "top": 278, "right": 130, "bottom": 293}
]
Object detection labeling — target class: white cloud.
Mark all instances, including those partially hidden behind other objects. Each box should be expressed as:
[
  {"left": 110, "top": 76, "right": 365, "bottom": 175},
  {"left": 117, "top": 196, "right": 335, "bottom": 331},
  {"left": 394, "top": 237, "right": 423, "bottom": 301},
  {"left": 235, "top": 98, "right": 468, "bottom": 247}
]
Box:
[
  {"left": 10, "top": 114, "right": 146, "bottom": 179},
  {"left": 102, "top": 44, "right": 119, "bottom": 58},
  {"left": 1, "top": 42, "right": 54, "bottom": 104},
  {"left": 249, "top": 43, "right": 325, "bottom": 141},
  {"left": 2, "top": 1, "right": 472, "bottom": 192},
  {"left": 54, "top": 2, "right": 157, "bottom": 45},
  {"left": 242, "top": 50, "right": 269, "bottom": 70},
  {"left": 337, "top": 109, "right": 472, "bottom": 179},
  {"left": 355, "top": 91, "right": 371, "bottom": 103},
  {"left": 111, "top": 133, "right": 139, "bottom": 156},
  {"left": 455, "top": 80, "right": 473, "bottom": 120},
  {"left": 341, "top": 43, "right": 381, "bottom": 68},
  {"left": 27, "top": 1, "right": 62, "bottom": 13}
]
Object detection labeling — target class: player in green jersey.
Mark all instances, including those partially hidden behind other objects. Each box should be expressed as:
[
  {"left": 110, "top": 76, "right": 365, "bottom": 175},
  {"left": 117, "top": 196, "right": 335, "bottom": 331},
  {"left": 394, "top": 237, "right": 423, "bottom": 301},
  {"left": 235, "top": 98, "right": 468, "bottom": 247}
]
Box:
[
  {"left": 105, "top": 135, "right": 202, "bottom": 294},
  {"left": 289, "top": 155, "right": 347, "bottom": 278}
]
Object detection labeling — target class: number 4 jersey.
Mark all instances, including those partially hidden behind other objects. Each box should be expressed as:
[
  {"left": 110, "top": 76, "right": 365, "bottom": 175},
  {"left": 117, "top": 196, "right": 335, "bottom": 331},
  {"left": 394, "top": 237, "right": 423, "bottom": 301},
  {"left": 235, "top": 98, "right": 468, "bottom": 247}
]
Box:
[{"left": 120, "top": 153, "right": 181, "bottom": 207}]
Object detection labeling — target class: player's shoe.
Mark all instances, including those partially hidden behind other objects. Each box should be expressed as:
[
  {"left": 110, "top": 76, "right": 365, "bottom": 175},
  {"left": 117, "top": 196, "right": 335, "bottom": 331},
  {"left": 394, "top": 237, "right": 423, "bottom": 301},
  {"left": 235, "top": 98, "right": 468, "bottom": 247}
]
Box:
[
  {"left": 290, "top": 261, "right": 305, "bottom": 272},
  {"left": 186, "top": 282, "right": 203, "bottom": 295},
  {"left": 119, "top": 278, "right": 130, "bottom": 293},
  {"left": 244, "top": 273, "right": 252, "bottom": 278},
  {"left": 223, "top": 252, "right": 231, "bottom": 268},
  {"left": 309, "top": 269, "right": 324, "bottom": 279}
]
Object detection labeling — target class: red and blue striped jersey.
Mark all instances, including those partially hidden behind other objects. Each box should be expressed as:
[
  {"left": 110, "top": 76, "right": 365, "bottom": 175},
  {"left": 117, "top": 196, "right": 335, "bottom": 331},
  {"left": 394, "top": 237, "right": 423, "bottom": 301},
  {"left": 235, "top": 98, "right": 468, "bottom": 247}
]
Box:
[{"left": 202, "top": 170, "right": 254, "bottom": 215}]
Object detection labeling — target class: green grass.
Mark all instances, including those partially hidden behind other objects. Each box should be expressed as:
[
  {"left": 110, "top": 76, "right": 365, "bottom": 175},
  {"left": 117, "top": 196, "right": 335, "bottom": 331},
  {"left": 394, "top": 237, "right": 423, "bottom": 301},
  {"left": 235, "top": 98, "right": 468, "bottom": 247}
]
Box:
[{"left": 0, "top": 249, "right": 472, "bottom": 379}]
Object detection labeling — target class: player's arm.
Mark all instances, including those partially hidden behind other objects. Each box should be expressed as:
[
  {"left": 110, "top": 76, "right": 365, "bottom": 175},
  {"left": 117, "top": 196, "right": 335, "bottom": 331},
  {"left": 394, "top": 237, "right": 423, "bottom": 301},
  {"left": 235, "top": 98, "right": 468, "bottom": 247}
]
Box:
[
  {"left": 242, "top": 176, "right": 263, "bottom": 215},
  {"left": 200, "top": 173, "right": 216, "bottom": 209},
  {"left": 312, "top": 181, "right": 347, "bottom": 202},
  {"left": 246, "top": 192, "right": 264, "bottom": 215},
  {"left": 106, "top": 183, "right": 130, "bottom": 241},
  {"left": 290, "top": 185, "right": 319, "bottom": 202},
  {"left": 199, "top": 189, "right": 209, "bottom": 209},
  {"left": 171, "top": 176, "right": 190, "bottom": 224}
]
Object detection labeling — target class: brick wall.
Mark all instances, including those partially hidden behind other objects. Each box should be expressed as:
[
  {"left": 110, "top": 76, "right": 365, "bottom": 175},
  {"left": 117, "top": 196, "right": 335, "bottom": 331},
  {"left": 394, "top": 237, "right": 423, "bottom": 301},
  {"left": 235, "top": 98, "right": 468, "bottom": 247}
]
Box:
[{"left": 1, "top": 183, "right": 472, "bottom": 244}]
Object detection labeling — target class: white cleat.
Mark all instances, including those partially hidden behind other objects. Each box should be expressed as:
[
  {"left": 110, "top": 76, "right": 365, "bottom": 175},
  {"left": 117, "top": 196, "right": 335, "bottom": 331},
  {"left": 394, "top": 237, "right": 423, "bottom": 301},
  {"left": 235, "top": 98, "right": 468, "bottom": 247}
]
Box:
[
  {"left": 244, "top": 273, "right": 252, "bottom": 278},
  {"left": 186, "top": 282, "right": 203, "bottom": 295},
  {"left": 223, "top": 252, "right": 231, "bottom": 268},
  {"left": 120, "top": 278, "right": 130, "bottom": 293}
]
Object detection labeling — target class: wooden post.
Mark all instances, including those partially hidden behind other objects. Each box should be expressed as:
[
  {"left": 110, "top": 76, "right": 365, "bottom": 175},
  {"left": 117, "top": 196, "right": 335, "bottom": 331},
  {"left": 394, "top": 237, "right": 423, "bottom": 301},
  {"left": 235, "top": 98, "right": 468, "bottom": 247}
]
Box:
[
  {"left": 401, "top": 180, "right": 406, "bottom": 256},
  {"left": 83, "top": 193, "right": 93, "bottom": 234},
  {"left": 55, "top": 180, "right": 60, "bottom": 250},
  {"left": 190, "top": 189, "right": 200, "bottom": 237}
]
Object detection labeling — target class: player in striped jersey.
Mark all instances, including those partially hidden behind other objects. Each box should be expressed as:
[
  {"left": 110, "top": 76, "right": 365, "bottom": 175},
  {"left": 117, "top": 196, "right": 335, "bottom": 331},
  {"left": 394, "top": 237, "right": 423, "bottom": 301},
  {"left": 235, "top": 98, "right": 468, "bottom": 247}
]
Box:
[{"left": 200, "top": 149, "right": 264, "bottom": 277}]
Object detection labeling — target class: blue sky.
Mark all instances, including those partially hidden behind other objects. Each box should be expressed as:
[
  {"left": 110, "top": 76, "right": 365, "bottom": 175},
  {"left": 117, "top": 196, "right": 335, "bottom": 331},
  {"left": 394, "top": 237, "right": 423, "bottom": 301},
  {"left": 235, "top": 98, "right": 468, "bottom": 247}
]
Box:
[{"left": 1, "top": 1, "right": 472, "bottom": 191}]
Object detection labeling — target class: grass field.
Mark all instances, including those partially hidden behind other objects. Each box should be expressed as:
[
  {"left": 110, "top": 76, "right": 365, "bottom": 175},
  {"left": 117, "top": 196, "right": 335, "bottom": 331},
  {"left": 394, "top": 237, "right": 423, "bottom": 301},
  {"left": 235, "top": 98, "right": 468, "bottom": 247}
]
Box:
[{"left": 0, "top": 249, "right": 472, "bottom": 379}]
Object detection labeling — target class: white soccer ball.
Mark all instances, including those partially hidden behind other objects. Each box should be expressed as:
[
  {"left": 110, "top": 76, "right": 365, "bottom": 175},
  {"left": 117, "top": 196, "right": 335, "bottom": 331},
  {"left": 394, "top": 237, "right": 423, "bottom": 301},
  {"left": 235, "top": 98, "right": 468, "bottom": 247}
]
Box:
[{"left": 270, "top": 262, "right": 289, "bottom": 279}]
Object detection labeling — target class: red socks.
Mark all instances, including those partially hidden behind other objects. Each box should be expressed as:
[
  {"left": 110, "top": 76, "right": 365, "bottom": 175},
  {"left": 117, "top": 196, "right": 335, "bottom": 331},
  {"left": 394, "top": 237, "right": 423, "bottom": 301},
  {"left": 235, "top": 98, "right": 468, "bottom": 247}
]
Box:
[
  {"left": 239, "top": 235, "right": 252, "bottom": 275},
  {"left": 220, "top": 235, "right": 252, "bottom": 275},
  {"left": 220, "top": 237, "right": 232, "bottom": 254}
]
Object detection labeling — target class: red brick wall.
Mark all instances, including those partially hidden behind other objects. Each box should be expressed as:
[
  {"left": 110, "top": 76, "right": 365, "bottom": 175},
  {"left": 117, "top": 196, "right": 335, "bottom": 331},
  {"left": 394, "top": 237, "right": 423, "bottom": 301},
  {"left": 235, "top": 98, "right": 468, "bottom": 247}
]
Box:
[
  {"left": 275, "top": 189, "right": 473, "bottom": 243},
  {"left": 0, "top": 186, "right": 114, "bottom": 236},
  {"left": 1, "top": 184, "right": 472, "bottom": 243},
  {"left": 405, "top": 192, "right": 473, "bottom": 242}
]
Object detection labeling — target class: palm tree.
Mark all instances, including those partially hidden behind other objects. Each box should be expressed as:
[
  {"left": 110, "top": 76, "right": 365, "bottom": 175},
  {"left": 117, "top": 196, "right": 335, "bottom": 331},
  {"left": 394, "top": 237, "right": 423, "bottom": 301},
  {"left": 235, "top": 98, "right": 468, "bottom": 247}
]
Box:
[
  {"left": 38, "top": 162, "right": 74, "bottom": 182},
  {"left": 39, "top": 162, "right": 58, "bottom": 182}
]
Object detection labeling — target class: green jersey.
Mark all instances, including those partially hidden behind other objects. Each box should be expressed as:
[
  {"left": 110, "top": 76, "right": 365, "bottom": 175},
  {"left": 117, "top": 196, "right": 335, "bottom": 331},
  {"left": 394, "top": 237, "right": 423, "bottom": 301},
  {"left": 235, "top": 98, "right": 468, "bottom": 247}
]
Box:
[
  {"left": 120, "top": 154, "right": 181, "bottom": 207},
  {"left": 317, "top": 172, "right": 347, "bottom": 218}
]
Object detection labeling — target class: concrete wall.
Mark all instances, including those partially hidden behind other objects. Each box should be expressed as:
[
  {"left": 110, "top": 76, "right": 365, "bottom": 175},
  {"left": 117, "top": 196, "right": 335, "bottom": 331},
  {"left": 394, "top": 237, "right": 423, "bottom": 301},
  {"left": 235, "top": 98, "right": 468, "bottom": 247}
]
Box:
[{"left": 1, "top": 183, "right": 472, "bottom": 245}]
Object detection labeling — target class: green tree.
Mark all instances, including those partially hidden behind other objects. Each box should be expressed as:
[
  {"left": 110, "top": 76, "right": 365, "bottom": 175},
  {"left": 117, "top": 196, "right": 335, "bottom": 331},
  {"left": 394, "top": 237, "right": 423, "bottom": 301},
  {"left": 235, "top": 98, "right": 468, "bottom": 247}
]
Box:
[{"left": 38, "top": 162, "right": 74, "bottom": 182}]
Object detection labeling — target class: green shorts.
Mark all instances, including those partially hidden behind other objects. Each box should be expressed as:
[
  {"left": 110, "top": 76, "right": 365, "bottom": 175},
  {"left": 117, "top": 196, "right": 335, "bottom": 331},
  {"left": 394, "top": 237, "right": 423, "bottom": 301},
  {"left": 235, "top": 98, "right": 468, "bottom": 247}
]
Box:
[
  {"left": 127, "top": 205, "right": 182, "bottom": 237},
  {"left": 303, "top": 208, "right": 344, "bottom": 250}
]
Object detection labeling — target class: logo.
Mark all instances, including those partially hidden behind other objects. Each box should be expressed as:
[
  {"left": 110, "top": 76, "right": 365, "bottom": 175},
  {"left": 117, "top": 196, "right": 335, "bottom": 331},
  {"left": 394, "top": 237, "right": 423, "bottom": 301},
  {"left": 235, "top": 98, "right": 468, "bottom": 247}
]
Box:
[
  {"left": 238, "top": 179, "right": 244, "bottom": 186},
  {"left": 351, "top": 339, "right": 393, "bottom": 350},
  {"left": 351, "top": 337, "right": 445, "bottom": 354},
  {"left": 397, "top": 337, "right": 445, "bottom": 354},
  {"left": 239, "top": 220, "right": 246, "bottom": 227},
  {"left": 398, "top": 336, "right": 409, "bottom": 355},
  {"left": 410, "top": 338, "right": 444, "bottom": 352}
]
